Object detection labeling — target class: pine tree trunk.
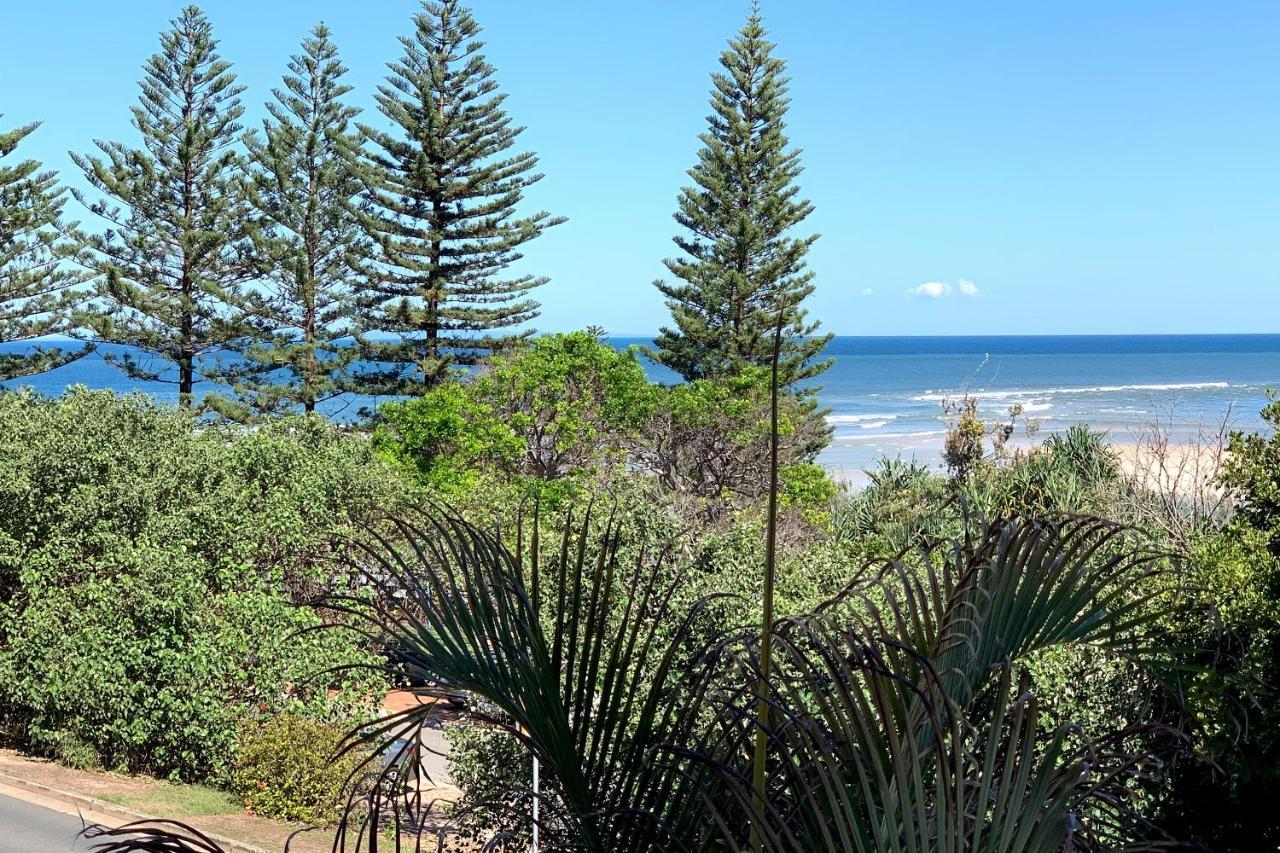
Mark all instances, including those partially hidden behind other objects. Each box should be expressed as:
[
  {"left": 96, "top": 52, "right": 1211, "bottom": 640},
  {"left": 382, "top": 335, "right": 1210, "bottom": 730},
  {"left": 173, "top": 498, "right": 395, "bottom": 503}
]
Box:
[
  {"left": 427, "top": 192, "right": 444, "bottom": 376},
  {"left": 178, "top": 347, "right": 194, "bottom": 405}
]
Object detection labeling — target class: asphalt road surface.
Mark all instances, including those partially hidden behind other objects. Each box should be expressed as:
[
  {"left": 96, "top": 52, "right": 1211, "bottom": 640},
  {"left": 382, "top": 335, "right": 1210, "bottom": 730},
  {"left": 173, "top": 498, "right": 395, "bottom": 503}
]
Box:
[{"left": 0, "top": 793, "right": 96, "bottom": 852}]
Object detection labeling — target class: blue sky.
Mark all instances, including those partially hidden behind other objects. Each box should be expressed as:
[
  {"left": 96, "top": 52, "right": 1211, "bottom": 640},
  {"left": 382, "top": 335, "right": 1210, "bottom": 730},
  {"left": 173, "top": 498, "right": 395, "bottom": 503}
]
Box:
[{"left": 2, "top": 1, "right": 1277, "bottom": 336}]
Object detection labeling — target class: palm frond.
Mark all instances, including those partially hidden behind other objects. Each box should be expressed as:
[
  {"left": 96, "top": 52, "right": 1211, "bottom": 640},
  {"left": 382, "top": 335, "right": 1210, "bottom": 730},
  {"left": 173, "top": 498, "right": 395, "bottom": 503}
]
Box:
[
  {"left": 74, "top": 498, "right": 1188, "bottom": 853},
  {"left": 81, "top": 820, "right": 230, "bottom": 852},
  {"left": 321, "top": 507, "right": 730, "bottom": 851},
  {"left": 803, "top": 514, "right": 1174, "bottom": 710},
  {"left": 694, "top": 623, "right": 1177, "bottom": 853}
]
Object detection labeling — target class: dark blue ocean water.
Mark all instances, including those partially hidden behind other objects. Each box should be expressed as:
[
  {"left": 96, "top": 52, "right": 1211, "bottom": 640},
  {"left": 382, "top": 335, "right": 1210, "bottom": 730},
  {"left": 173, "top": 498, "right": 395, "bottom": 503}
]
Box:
[{"left": 4, "top": 335, "right": 1278, "bottom": 478}]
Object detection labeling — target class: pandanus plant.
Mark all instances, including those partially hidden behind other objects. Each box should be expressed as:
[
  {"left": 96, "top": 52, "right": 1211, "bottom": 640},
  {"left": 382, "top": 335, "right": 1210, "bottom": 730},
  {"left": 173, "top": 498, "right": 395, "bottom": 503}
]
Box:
[
  {"left": 83, "top": 508, "right": 1181, "bottom": 852},
  {"left": 83, "top": 321, "right": 1186, "bottom": 852}
]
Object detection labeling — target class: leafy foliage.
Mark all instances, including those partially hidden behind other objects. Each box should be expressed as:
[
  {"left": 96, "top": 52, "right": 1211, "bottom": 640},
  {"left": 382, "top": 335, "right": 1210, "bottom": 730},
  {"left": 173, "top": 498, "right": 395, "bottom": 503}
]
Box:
[
  {"left": 373, "top": 332, "right": 650, "bottom": 489},
  {"left": 1131, "top": 398, "right": 1280, "bottom": 849},
  {"left": 471, "top": 331, "right": 654, "bottom": 479},
  {"left": 0, "top": 389, "right": 399, "bottom": 780},
  {"left": 1223, "top": 391, "right": 1280, "bottom": 556},
  {"left": 231, "top": 713, "right": 368, "bottom": 825},
  {"left": 942, "top": 396, "right": 987, "bottom": 477},
  {"left": 638, "top": 367, "right": 829, "bottom": 503},
  {"left": 374, "top": 382, "right": 522, "bottom": 493},
  {"left": 375, "top": 334, "right": 832, "bottom": 513},
  {"left": 444, "top": 720, "right": 533, "bottom": 843},
  {"left": 830, "top": 457, "right": 957, "bottom": 554},
  {"left": 962, "top": 425, "right": 1121, "bottom": 517},
  {"left": 285, "top": 500, "right": 1178, "bottom": 852},
  {"left": 1144, "top": 525, "right": 1280, "bottom": 849}
]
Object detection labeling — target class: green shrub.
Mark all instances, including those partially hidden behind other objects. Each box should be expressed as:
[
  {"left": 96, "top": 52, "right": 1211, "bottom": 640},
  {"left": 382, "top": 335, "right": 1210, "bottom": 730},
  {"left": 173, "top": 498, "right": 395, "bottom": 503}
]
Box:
[
  {"left": 942, "top": 397, "right": 986, "bottom": 477},
  {"left": 50, "top": 730, "right": 100, "bottom": 771},
  {"left": 830, "top": 457, "right": 957, "bottom": 554},
  {"left": 1151, "top": 526, "right": 1280, "bottom": 848},
  {"left": 475, "top": 331, "right": 655, "bottom": 479},
  {"left": 445, "top": 719, "right": 533, "bottom": 843},
  {"left": 375, "top": 334, "right": 831, "bottom": 516},
  {"left": 1224, "top": 392, "right": 1280, "bottom": 555},
  {"left": 373, "top": 383, "right": 522, "bottom": 493},
  {"left": 0, "top": 388, "right": 397, "bottom": 780},
  {"left": 231, "top": 714, "right": 367, "bottom": 825},
  {"left": 952, "top": 424, "right": 1120, "bottom": 518},
  {"left": 780, "top": 462, "right": 836, "bottom": 512},
  {"left": 374, "top": 331, "right": 653, "bottom": 488},
  {"left": 642, "top": 368, "right": 829, "bottom": 502}
]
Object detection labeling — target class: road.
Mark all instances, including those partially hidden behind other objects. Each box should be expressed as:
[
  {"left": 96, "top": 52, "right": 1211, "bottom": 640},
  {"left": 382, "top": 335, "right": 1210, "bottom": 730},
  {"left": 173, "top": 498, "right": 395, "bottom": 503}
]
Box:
[{"left": 0, "top": 792, "right": 97, "bottom": 851}]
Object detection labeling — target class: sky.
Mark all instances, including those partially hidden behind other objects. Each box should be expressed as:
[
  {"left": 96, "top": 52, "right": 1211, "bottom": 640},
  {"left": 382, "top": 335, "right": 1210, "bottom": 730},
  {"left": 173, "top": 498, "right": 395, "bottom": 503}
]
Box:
[{"left": 2, "top": 1, "right": 1278, "bottom": 337}]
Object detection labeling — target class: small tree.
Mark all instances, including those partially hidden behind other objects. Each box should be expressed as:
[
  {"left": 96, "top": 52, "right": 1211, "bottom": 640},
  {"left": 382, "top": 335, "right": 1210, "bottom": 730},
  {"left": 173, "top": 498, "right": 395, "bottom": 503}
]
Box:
[
  {"left": 72, "top": 5, "right": 253, "bottom": 407},
  {"left": 219, "top": 24, "right": 372, "bottom": 418},
  {"left": 638, "top": 368, "right": 825, "bottom": 502},
  {"left": 0, "top": 119, "right": 90, "bottom": 380},
  {"left": 651, "top": 6, "right": 830, "bottom": 387},
  {"left": 355, "top": 0, "right": 564, "bottom": 395},
  {"left": 374, "top": 332, "right": 653, "bottom": 487}
]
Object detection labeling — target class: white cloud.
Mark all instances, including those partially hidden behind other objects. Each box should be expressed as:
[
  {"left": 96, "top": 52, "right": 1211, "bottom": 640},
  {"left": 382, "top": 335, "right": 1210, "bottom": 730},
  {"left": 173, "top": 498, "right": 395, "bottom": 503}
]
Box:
[
  {"left": 908, "top": 281, "right": 951, "bottom": 299},
  {"left": 860, "top": 287, "right": 874, "bottom": 297},
  {"left": 906, "top": 279, "right": 980, "bottom": 299}
]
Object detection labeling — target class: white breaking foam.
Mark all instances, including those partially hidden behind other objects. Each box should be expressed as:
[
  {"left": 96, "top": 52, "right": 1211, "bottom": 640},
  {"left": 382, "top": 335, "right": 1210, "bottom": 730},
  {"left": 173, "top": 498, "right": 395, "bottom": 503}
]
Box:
[{"left": 911, "top": 381, "right": 1230, "bottom": 402}]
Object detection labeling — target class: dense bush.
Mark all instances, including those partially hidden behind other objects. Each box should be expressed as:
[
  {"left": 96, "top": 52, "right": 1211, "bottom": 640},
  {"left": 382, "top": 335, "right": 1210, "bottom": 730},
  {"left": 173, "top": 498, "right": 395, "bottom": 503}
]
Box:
[
  {"left": 376, "top": 334, "right": 834, "bottom": 521},
  {"left": 637, "top": 367, "right": 829, "bottom": 503},
  {"left": 231, "top": 714, "right": 367, "bottom": 825},
  {"left": 374, "top": 332, "right": 652, "bottom": 491},
  {"left": 830, "top": 457, "right": 956, "bottom": 554},
  {"left": 373, "top": 382, "right": 522, "bottom": 494},
  {"left": 1138, "top": 398, "right": 1280, "bottom": 849},
  {"left": 1224, "top": 393, "right": 1280, "bottom": 555},
  {"left": 835, "top": 406, "right": 1280, "bottom": 850},
  {"left": 963, "top": 424, "right": 1121, "bottom": 517},
  {"left": 1150, "top": 525, "right": 1280, "bottom": 849},
  {"left": 0, "top": 388, "right": 399, "bottom": 780}
]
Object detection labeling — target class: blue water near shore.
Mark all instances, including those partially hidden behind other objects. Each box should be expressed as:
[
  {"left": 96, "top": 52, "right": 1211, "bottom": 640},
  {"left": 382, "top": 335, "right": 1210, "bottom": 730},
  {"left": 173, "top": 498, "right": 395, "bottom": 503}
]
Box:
[{"left": 4, "top": 334, "right": 1278, "bottom": 479}]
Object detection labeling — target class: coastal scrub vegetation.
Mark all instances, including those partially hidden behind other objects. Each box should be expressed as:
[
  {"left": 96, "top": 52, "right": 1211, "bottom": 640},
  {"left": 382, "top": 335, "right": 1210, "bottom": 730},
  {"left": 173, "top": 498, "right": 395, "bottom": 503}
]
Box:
[
  {"left": 0, "top": 389, "right": 399, "bottom": 781},
  {"left": 0, "top": 2, "right": 1275, "bottom": 852}
]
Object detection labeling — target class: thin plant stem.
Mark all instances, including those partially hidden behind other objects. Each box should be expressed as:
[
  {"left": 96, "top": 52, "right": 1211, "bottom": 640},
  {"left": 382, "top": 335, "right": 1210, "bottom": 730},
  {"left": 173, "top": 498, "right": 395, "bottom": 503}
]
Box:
[{"left": 751, "top": 305, "right": 787, "bottom": 851}]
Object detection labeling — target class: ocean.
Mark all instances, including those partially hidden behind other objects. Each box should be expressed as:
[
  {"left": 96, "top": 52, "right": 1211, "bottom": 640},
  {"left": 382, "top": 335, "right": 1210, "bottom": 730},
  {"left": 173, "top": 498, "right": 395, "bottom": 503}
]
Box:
[{"left": 4, "top": 335, "right": 1278, "bottom": 481}]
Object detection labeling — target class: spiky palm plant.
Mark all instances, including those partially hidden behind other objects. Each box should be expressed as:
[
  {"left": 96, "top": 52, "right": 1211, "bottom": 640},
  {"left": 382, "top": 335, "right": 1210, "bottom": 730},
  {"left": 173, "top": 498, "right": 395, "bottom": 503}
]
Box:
[
  {"left": 82, "top": 502, "right": 1182, "bottom": 852},
  {"left": 684, "top": 515, "right": 1178, "bottom": 852}
]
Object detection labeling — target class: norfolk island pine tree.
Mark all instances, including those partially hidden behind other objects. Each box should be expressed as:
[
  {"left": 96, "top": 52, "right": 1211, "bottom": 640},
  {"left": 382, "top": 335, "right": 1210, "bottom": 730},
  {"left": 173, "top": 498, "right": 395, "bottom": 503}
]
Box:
[
  {"left": 650, "top": 4, "right": 832, "bottom": 390},
  {"left": 353, "top": 0, "right": 565, "bottom": 396},
  {"left": 0, "top": 119, "right": 91, "bottom": 381},
  {"left": 71, "top": 5, "right": 254, "bottom": 409},
  {"left": 213, "top": 24, "right": 374, "bottom": 419}
]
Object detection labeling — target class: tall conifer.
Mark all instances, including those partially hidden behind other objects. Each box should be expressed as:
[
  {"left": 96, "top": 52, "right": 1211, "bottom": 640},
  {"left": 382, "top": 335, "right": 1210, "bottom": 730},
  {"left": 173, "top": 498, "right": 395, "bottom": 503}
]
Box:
[
  {"left": 72, "top": 5, "right": 251, "bottom": 407},
  {"left": 356, "top": 0, "right": 564, "bottom": 395},
  {"left": 0, "top": 119, "right": 90, "bottom": 380},
  {"left": 224, "top": 24, "right": 370, "bottom": 417},
  {"left": 652, "top": 6, "right": 831, "bottom": 386}
]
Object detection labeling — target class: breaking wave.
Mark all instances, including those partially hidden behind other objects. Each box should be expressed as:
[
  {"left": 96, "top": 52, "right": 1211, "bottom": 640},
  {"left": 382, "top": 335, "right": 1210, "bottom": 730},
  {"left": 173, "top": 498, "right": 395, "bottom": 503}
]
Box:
[{"left": 911, "top": 381, "right": 1231, "bottom": 402}]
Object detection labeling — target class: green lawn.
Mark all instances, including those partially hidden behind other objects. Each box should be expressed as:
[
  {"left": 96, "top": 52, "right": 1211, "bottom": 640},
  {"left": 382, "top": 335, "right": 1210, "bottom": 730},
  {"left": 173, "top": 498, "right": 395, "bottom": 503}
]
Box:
[{"left": 99, "top": 782, "right": 241, "bottom": 817}]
